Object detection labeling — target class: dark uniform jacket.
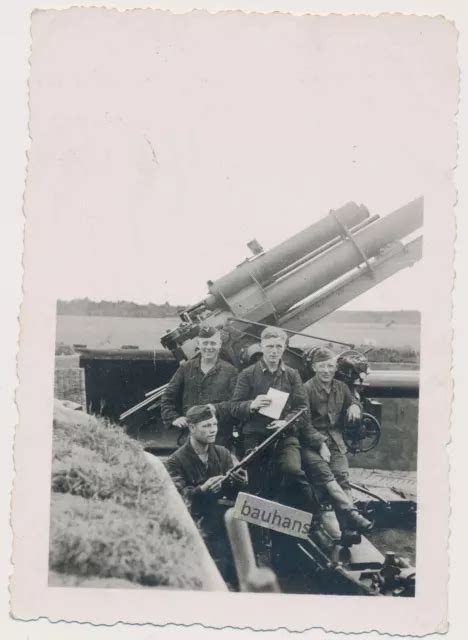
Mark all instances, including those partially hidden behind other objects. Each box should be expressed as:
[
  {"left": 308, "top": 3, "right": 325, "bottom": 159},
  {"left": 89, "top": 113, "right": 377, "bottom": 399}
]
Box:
[
  {"left": 161, "top": 355, "right": 238, "bottom": 432},
  {"left": 231, "top": 359, "right": 323, "bottom": 447},
  {"left": 304, "top": 376, "right": 360, "bottom": 454},
  {"left": 165, "top": 440, "right": 234, "bottom": 526}
]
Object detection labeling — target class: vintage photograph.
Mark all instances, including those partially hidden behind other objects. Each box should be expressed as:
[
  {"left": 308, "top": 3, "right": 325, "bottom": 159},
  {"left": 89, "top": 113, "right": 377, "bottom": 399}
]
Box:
[
  {"left": 53, "top": 198, "right": 421, "bottom": 596},
  {"left": 11, "top": 6, "right": 456, "bottom": 634}
]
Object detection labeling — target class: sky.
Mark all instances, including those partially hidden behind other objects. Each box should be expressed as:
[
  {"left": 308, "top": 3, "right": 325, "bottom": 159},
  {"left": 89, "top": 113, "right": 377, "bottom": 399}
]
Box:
[{"left": 25, "top": 10, "right": 457, "bottom": 311}]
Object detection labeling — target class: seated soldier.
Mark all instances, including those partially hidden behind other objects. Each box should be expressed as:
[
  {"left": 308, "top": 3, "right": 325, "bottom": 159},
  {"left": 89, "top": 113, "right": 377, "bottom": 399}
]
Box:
[
  {"left": 161, "top": 326, "right": 238, "bottom": 448},
  {"left": 301, "top": 347, "right": 372, "bottom": 536},
  {"left": 165, "top": 404, "right": 247, "bottom": 587},
  {"left": 231, "top": 327, "right": 318, "bottom": 511}
]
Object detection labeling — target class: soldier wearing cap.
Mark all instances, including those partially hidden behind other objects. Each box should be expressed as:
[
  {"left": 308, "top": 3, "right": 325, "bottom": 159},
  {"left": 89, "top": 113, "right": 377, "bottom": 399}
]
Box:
[
  {"left": 161, "top": 325, "right": 238, "bottom": 447},
  {"left": 301, "top": 346, "right": 372, "bottom": 534},
  {"left": 231, "top": 326, "right": 319, "bottom": 510},
  {"left": 165, "top": 404, "right": 247, "bottom": 586}
]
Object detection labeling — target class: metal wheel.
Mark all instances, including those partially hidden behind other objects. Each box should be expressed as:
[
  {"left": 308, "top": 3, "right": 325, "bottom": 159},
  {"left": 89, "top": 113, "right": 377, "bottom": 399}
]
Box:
[{"left": 344, "top": 412, "right": 381, "bottom": 453}]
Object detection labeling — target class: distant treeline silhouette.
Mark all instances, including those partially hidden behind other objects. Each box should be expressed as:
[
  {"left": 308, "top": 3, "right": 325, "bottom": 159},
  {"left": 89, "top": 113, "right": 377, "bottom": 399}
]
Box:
[
  {"left": 56, "top": 298, "right": 420, "bottom": 324},
  {"left": 56, "top": 298, "right": 184, "bottom": 318}
]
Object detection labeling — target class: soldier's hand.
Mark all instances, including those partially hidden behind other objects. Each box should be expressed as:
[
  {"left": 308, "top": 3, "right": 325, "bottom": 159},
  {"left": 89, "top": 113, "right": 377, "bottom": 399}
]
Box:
[
  {"left": 172, "top": 416, "right": 189, "bottom": 428},
  {"left": 319, "top": 442, "right": 331, "bottom": 462},
  {"left": 347, "top": 404, "right": 361, "bottom": 423},
  {"left": 250, "top": 395, "right": 272, "bottom": 411},
  {"left": 200, "top": 475, "right": 225, "bottom": 494},
  {"left": 266, "top": 419, "right": 287, "bottom": 430},
  {"left": 231, "top": 468, "right": 248, "bottom": 484}
]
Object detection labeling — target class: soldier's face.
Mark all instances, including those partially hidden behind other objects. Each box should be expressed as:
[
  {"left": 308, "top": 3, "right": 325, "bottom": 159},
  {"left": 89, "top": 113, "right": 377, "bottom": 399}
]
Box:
[
  {"left": 190, "top": 417, "right": 218, "bottom": 444},
  {"left": 198, "top": 333, "right": 221, "bottom": 359},
  {"left": 261, "top": 337, "right": 286, "bottom": 366},
  {"left": 313, "top": 357, "right": 337, "bottom": 383}
]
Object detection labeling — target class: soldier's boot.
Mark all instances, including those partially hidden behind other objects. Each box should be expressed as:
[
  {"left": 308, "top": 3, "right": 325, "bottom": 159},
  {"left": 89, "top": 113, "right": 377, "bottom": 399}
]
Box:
[
  {"left": 325, "top": 480, "right": 373, "bottom": 535},
  {"left": 342, "top": 485, "right": 373, "bottom": 534},
  {"left": 319, "top": 506, "right": 342, "bottom": 543},
  {"left": 308, "top": 513, "right": 338, "bottom": 553},
  {"left": 345, "top": 509, "right": 373, "bottom": 533}
]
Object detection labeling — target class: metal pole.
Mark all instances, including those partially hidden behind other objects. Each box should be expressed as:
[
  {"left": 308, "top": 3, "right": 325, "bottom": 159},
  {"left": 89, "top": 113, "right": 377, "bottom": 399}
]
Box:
[
  {"left": 224, "top": 508, "right": 280, "bottom": 592},
  {"left": 280, "top": 236, "right": 422, "bottom": 331},
  {"left": 227, "top": 316, "right": 354, "bottom": 348}
]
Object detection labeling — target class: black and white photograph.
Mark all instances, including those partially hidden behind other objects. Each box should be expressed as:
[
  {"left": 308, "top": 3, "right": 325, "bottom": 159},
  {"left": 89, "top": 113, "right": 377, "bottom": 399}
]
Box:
[
  {"left": 53, "top": 198, "right": 422, "bottom": 597},
  {"left": 10, "top": 5, "right": 458, "bottom": 636}
]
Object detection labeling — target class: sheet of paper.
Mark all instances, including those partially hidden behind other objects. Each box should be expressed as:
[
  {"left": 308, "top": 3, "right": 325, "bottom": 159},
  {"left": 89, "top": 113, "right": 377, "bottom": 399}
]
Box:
[{"left": 258, "top": 388, "right": 289, "bottom": 420}]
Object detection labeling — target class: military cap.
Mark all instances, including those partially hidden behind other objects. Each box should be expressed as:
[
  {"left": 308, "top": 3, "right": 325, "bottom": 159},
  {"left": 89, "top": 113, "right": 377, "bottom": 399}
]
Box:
[
  {"left": 197, "top": 325, "right": 219, "bottom": 339},
  {"left": 308, "top": 346, "right": 336, "bottom": 364},
  {"left": 186, "top": 404, "right": 216, "bottom": 424},
  {"left": 246, "top": 343, "right": 263, "bottom": 360}
]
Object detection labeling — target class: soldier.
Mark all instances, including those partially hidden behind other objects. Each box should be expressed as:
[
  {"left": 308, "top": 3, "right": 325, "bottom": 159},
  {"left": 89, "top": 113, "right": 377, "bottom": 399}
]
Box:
[
  {"left": 161, "top": 325, "right": 238, "bottom": 447},
  {"left": 165, "top": 404, "right": 247, "bottom": 587},
  {"left": 231, "top": 326, "right": 317, "bottom": 510},
  {"left": 301, "top": 346, "right": 372, "bottom": 534}
]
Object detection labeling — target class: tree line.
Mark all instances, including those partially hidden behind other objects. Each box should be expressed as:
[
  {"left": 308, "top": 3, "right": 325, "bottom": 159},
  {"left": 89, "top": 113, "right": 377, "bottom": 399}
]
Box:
[
  {"left": 56, "top": 298, "right": 420, "bottom": 324},
  {"left": 56, "top": 298, "right": 184, "bottom": 318}
]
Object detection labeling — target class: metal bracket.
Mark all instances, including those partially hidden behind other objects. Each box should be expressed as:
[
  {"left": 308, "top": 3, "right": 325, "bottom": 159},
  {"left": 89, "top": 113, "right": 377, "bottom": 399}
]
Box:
[
  {"left": 248, "top": 271, "right": 279, "bottom": 321},
  {"left": 215, "top": 271, "right": 278, "bottom": 322},
  {"left": 329, "top": 209, "right": 375, "bottom": 276},
  {"left": 213, "top": 285, "right": 233, "bottom": 312}
]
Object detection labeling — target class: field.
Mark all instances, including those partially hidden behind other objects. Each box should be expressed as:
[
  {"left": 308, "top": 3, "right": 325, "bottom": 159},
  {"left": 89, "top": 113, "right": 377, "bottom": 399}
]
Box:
[{"left": 56, "top": 315, "right": 420, "bottom": 351}]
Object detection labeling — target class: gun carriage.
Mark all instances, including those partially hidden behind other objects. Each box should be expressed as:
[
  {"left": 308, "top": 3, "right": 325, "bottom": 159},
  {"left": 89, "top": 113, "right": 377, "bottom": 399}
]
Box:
[{"left": 79, "top": 197, "right": 423, "bottom": 596}]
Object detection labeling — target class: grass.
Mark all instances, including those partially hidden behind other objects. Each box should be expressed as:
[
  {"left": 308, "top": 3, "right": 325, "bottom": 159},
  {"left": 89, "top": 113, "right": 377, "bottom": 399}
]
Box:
[
  {"left": 50, "top": 493, "right": 203, "bottom": 588},
  {"left": 356, "top": 345, "right": 419, "bottom": 364},
  {"left": 55, "top": 339, "right": 420, "bottom": 364},
  {"left": 49, "top": 403, "right": 213, "bottom": 589}
]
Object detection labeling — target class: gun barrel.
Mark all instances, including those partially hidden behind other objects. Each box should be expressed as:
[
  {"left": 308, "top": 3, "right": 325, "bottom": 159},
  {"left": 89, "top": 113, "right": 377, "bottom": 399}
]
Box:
[
  {"left": 205, "top": 202, "right": 369, "bottom": 309},
  {"left": 260, "top": 197, "right": 423, "bottom": 316},
  {"left": 160, "top": 197, "right": 423, "bottom": 363},
  {"left": 270, "top": 214, "right": 380, "bottom": 284}
]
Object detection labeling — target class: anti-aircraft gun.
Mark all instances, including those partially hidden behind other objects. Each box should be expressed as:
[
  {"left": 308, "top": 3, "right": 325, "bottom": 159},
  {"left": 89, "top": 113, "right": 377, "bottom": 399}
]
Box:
[
  {"left": 159, "top": 197, "right": 422, "bottom": 366},
  {"left": 114, "top": 197, "right": 422, "bottom": 597},
  {"left": 121, "top": 196, "right": 422, "bottom": 455}
]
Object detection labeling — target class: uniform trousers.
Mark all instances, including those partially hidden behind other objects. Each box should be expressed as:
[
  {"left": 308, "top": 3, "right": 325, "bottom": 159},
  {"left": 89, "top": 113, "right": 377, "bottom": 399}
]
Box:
[
  {"left": 301, "top": 436, "right": 351, "bottom": 497},
  {"left": 243, "top": 432, "right": 314, "bottom": 510}
]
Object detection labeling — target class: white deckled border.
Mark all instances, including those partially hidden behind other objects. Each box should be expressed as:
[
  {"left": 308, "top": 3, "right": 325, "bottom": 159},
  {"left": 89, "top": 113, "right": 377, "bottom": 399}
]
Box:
[{"left": 9, "top": 3, "right": 460, "bottom": 635}]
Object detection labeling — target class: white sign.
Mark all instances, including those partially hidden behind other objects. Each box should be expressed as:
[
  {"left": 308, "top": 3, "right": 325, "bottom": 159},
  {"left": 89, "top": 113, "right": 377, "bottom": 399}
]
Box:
[{"left": 233, "top": 492, "right": 313, "bottom": 540}]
